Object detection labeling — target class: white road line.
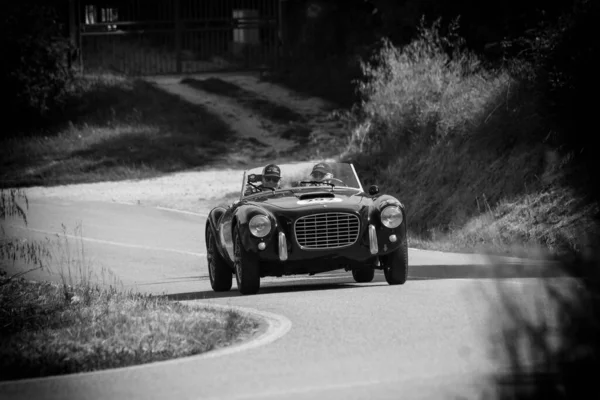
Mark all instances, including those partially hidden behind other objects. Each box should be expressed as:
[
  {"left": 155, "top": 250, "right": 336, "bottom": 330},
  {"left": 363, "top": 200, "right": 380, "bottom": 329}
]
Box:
[
  {"left": 8, "top": 225, "right": 206, "bottom": 257},
  {"left": 28, "top": 200, "right": 208, "bottom": 218},
  {"left": 181, "top": 303, "right": 292, "bottom": 359},
  {"left": 155, "top": 206, "right": 208, "bottom": 217}
]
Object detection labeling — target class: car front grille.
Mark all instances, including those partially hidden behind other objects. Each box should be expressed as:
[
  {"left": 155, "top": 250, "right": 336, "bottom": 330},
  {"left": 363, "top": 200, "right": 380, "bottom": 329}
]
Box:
[{"left": 294, "top": 212, "right": 360, "bottom": 249}]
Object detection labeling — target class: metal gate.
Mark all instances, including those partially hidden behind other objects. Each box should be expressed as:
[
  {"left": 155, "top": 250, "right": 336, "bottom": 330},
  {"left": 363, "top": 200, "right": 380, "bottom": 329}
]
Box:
[{"left": 76, "top": 0, "right": 281, "bottom": 75}]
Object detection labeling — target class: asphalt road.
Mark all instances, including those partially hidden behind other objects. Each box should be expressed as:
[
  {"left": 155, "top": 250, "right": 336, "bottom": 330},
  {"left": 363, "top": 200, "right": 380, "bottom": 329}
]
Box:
[{"left": 0, "top": 198, "right": 571, "bottom": 400}]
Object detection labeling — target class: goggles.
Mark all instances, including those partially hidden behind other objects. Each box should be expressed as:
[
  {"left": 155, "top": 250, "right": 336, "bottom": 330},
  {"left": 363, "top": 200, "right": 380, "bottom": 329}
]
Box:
[
  {"left": 263, "top": 176, "right": 280, "bottom": 183},
  {"left": 310, "top": 171, "right": 328, "bottom": 180}
]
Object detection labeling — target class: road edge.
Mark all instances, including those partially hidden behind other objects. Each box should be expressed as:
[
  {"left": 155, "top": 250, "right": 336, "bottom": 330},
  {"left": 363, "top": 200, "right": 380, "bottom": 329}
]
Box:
[{"left": 181, "top": 302, "right": 293, "bottom": 360}]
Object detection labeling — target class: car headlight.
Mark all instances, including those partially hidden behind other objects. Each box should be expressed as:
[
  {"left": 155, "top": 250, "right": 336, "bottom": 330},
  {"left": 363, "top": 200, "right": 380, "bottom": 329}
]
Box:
[
  {"left": 380, "top": 206, "right": 403, "bottom": 228},
  {"left": 249, "top": 215, "right": 271, "bottom": 237}
]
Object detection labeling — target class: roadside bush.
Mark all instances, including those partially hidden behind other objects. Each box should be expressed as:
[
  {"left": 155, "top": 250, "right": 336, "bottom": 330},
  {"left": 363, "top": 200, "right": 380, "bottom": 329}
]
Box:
[
  {"left": 349, "top": 17, "right": 513, "bottom": 157},
  {"left": 2, "top": 1, "right": 74, "bottom": 136},
  {"left": 341, "top": 16, "right": 595, "bottom": 253}
]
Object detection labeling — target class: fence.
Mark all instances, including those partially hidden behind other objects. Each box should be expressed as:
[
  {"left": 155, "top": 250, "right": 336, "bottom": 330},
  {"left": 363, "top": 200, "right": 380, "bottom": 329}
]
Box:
[{"left": 74, "top": 0, "right": 282, "bottom": 75}]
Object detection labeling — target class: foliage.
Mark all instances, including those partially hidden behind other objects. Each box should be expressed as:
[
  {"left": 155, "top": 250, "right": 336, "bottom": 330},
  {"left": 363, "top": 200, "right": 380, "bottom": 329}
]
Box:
[
  {"left": 349, "top": 17, "right": 511, "bottom": 156},
  {"left": 1, "top": 189, "right": 51, "bottom": 284},
  {"left": 2, "top": 1, "right": 75, "bottom": 135}
]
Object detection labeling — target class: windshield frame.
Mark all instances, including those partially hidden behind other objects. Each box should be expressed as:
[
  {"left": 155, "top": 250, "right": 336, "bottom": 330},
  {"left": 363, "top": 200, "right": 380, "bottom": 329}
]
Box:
[{"left": 239, "top": 162, "right": 365, "bottom": 201}]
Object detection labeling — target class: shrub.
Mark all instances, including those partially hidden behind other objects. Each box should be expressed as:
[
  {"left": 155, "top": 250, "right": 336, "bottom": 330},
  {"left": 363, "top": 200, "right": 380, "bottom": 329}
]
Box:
[
  {"left": 349, "top": 17, "right": 514, "bottom": 158},
  {"left": 2, "top": 1, "right": 74, "bottom": 135},
  {"left": 341, "top": 17, "right": 559, "bottom": 244}
]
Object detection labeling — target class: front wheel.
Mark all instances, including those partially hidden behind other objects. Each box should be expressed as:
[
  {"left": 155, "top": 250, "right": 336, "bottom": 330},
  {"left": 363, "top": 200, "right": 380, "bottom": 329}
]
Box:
[
  {"left": 381, "top": 241, "right": 408, "bottom": 285},
  {"left": 233, "top": 227, "right": 261, "bottom": 295},
  {"left": 206, "top": 223, "right": 232, "bottom": 292}
]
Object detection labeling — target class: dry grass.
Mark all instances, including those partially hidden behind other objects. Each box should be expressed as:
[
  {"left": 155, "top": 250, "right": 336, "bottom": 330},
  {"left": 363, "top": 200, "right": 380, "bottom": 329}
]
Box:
[
  {"left": 340, "top": 18, "right": 596, "bottom": 258},
  {"left": 0, "top": 276, "right": 259, "bottom": 381},
  {"left": 0, "top": 190, "right": 260, "bottom": 381}
]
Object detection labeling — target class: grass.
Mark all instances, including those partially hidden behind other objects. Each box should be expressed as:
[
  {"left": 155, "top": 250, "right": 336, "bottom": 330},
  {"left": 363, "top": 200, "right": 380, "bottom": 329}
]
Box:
[
  {"left": 0, "top": 73, "right": 236, "bottom": 188},
  {"left": 339, "top": 17, "right": 598, "bottom": 258},
  {"left": 0, "top": 189, "right": 261, "bottom": 381},
  {"left": 0, "top": 277, "right": 259, "bottom": 381},
  {"left": 181, "top": 77, "right": 307, "bottom": 124}
]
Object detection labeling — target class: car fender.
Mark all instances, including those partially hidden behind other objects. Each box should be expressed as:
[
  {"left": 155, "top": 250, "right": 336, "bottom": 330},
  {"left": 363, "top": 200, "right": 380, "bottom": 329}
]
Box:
[
  {"left": 233, "top": 204, "right": 278, "bottom": 253},
  {"left": 366, "top": 194, "right": 407, "bottom": 249},
  {"left": 368, "top": 195, "right": 404, "bottom": 227},
  {"left": 207, "top": 206, "right": 229, "bottom": 261},
  {"left": 207, "top": 207, "right": 226, "bottom": 233}
]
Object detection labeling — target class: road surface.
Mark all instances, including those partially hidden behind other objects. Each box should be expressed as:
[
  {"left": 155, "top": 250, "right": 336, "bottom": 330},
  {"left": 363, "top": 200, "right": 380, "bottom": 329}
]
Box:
[{"left": 0, "top": 198, "right": 569, "bottom": 400}]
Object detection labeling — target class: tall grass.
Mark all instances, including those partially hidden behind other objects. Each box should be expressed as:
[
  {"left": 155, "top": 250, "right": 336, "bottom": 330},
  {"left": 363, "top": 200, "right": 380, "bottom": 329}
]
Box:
[
  {"left": 348, "top": 17, "right": 512, "bottom": 156},
  {"left": 0, "top": 190, "right": 260, "bottom": 381},
  {"left": 340, "top": 17, "right": 594, "bottom": 256},
  {"left": 1, "top": 189, "right": 50, "bottom": 282}
]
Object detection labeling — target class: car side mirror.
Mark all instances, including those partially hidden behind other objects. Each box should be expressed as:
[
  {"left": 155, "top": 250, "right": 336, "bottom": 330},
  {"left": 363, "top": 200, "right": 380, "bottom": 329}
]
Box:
[{"left": 369, "top": 185, "right": 379, "bottom": 195}]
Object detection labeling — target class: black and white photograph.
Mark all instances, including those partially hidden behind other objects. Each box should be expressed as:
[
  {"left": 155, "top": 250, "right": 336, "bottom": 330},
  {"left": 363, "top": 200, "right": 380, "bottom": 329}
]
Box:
[{"left": 1, "top": 0, "right": 598, "bottom": 399}]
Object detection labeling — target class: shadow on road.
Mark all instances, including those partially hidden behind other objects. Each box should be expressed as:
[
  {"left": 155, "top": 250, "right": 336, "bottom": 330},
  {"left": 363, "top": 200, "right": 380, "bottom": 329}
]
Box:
[
  {"left": 160, "top": 262, "right": 568, "bottom": 300},
  {"left": 165, "top": 281, "right": 364, "bottom": 300},
  {"left": 410, "top": 262, "right": 569, "bottom": 280}
]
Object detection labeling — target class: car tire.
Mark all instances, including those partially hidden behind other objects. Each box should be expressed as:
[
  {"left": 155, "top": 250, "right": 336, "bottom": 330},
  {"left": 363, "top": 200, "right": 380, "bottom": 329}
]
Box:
[
  {"left": 382, "top": 240, "right": 408, "bottom": 285},
  {"left": 352, "top": 268, "right": 375, "bottom": 283},
  {"left": 234, "top": 226, "right": 261, "bottom": 295},
  {"left": 206, "top": 223, "right": 232, "bottom": 292}
]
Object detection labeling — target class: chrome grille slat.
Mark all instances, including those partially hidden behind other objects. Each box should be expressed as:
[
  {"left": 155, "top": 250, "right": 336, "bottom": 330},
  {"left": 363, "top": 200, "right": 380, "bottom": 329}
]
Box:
[{"left": 294, "top": 212, "right": 360, "bottom": 249}]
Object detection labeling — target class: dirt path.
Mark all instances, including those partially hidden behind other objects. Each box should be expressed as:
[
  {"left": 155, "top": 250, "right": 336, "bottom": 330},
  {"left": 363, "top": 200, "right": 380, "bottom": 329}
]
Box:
[
  {"left": 145, "top": 72, "right": 347, "bottom": 161},
  {"left": 147, "top": 77, "right": 297, "bottom": 156},
  {"left": 22, "top": 73, "right": 347, "bottom": 214}
]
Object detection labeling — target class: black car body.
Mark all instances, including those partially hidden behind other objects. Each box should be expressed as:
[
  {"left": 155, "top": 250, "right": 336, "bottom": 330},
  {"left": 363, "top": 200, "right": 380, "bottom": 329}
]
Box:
[{"left": 205, "top": 162, "right": 408, "bottom": 295}]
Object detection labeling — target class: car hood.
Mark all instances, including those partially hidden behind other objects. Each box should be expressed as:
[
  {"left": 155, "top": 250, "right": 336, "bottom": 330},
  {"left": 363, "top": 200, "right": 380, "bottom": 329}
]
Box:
[{"left": 245, "top": 188, "right": 371, "bottom": 213}]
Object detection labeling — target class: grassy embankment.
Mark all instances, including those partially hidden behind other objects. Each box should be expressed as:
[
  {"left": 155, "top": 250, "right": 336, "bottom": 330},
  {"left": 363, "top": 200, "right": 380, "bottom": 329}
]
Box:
[
  {"left": 273, "top": 20, "right": 597, "bottom": 258},
  {"left": 0, "top": 188, "right": 261, "bottom": 381}
]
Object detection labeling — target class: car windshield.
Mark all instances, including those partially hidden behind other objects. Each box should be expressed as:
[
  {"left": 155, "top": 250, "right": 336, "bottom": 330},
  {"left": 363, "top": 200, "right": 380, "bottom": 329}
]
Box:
[{"left": 241, "top": 162, "right": 364, "bottom": 198}]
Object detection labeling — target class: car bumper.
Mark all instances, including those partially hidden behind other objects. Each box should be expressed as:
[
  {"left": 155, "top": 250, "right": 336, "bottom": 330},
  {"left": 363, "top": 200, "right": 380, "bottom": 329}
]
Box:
[{"left": 244, "top": 222, "right": 405, "bottom": 264}]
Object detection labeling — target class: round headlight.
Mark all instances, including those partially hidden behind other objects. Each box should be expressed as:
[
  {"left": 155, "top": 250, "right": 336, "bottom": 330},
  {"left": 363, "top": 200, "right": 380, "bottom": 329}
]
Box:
[
  {"left": 249, "top": 215, "right": 271, "bottom": 237},
  {"left": 380, "top": 206, "right": 403, "bottom": 228}
]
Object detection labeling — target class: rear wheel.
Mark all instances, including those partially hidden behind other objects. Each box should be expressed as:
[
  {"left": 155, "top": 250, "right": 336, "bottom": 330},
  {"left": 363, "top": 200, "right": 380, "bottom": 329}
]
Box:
[
  {"left": 234, "top": 227, "right": 261, "bottom": 295},
  {"left": 352, "top": 268, "right": 375, "bottom": 283},
  {"left": 206, "top": 223, "right": 232, "bottom": 292},
  {"left": 381, "top": 241, "right": 409, "bottom": 285}
]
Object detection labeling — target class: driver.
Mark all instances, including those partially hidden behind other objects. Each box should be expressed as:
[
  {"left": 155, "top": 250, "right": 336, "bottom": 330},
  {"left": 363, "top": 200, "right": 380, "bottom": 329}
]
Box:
[
  {"left": 309, "top": 162, "right": 334, "bottom": 182},
  {"left": 245, "top": 163, "right": 282, "bottom": 195},
  {"left": 262, "top": 164, "right": 282, "bottom": 189}
]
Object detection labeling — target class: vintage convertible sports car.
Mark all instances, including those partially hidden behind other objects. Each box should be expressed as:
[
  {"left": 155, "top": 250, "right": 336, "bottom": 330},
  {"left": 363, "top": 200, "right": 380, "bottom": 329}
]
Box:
[{"left": 205, "top": 162, "right": 408, "bottom": 295}]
